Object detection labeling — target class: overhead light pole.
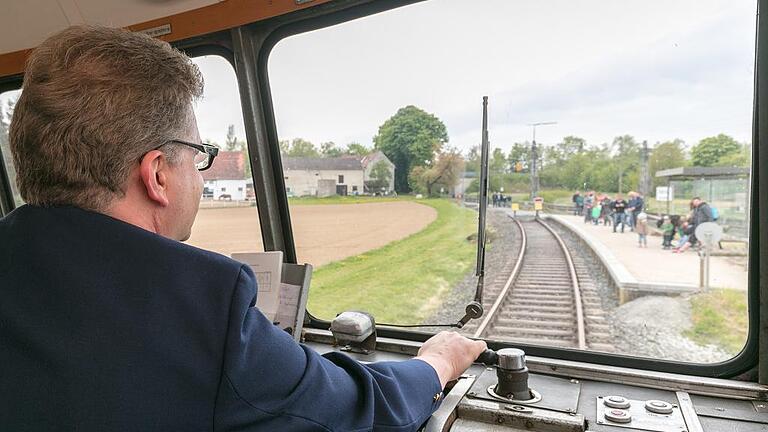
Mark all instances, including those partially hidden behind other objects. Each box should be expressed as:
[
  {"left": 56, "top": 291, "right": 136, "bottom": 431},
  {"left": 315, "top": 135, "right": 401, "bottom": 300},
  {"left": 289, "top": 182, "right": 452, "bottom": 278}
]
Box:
[{"left": 527, "top": 121, "right": 557, "bottom": 200}]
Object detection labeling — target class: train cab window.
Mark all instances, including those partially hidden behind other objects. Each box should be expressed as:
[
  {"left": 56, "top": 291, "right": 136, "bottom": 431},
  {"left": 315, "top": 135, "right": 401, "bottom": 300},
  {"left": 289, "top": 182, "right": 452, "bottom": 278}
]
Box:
[
  {"left": 270, "top": 0, "right": 755, "bottom": 365},
  {"left": 0, "top": 89, "right": 23, "bottom": 206},
  {"left": 184, "top": 55, "right": 263, "bottom": 256}
]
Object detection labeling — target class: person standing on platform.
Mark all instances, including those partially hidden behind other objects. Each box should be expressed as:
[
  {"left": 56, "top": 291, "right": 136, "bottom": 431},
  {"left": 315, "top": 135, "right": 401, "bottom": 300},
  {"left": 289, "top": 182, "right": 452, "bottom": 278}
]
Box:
[
  {"left": 612, "top": 194, "right": 627, "bottom": 233},
  {"left": 626, "top": 192, "right": 636, "bottom": 231},
  {"left": 635, "top": 212, "right": 649, "bottom": 247},
  {"left": 573, "top": 191, "right": 584, "bottom": 216},
  {"left": 601, "top": 195, "right": 613, "bottom": 227},
  {"left": 583, "top": 191, "right": 594, "bottom": 223},
  {"left": 627, "top": 191, "right": 644, "bottom": 232}
]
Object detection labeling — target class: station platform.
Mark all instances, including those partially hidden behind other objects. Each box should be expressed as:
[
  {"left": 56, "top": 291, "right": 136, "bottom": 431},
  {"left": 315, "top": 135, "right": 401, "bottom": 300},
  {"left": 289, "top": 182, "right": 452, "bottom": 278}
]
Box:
[{"left": 520, "top": 212, "right": 747, "bottom": 300}]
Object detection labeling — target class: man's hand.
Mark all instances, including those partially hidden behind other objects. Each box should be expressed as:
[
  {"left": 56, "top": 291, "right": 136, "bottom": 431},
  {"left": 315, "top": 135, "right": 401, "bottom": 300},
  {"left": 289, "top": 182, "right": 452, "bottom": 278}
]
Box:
[{"left": 415, "top": 331, "right": 487, "bottom": 388}]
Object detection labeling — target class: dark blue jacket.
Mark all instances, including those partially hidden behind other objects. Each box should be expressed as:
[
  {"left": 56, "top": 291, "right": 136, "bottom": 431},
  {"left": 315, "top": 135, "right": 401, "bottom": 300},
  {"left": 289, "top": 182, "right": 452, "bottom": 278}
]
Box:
[
  {"left": 628, "top": 196, "right": 644, "bottom": 214},
  {"left": 0, "top": 205, "right": 442, "bottom": 431}
]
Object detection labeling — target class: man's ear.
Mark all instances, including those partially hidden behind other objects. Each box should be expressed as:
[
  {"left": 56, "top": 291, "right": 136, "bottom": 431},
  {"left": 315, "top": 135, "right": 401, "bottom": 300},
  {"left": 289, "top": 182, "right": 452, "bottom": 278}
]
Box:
[{"left": 139, "top": 150, "right": 170, "bottom": 207}]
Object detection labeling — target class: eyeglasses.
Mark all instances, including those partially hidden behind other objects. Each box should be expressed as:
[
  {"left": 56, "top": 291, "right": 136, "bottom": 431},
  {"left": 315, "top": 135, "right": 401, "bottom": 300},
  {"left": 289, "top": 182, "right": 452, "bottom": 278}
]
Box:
[{"left": 163, "top": 139, "right": 219, "bottom": 171}]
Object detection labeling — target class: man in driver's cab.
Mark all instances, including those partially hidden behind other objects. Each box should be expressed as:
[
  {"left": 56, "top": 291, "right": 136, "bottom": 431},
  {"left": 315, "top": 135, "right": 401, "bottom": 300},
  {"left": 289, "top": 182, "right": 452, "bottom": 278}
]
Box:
[{"left": 0, "top": 26, "right": 486, "bottom": 431}]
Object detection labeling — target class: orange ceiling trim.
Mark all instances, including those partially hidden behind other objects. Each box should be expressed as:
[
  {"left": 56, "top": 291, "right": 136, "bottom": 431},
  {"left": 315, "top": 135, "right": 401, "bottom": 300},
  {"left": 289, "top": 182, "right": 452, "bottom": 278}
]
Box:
[{"left": 0, "top": 0, "right": 333, "bottom": 79}]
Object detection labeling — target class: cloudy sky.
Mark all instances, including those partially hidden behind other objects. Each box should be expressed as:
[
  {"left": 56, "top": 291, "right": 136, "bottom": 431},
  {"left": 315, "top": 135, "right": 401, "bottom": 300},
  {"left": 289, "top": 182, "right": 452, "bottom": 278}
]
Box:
[
  {"left": 263, "top": 0, "right": 757, "bottom": 155},
  {"left": 5, "top": 0, "right": 753, "bottom": 156}
]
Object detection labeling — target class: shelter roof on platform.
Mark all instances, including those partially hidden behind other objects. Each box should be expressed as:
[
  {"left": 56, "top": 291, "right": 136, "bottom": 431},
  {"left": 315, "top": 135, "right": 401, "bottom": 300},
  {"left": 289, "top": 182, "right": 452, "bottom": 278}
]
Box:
[{"left": 655, "top": 166, "right": 750, "bottom": 179}]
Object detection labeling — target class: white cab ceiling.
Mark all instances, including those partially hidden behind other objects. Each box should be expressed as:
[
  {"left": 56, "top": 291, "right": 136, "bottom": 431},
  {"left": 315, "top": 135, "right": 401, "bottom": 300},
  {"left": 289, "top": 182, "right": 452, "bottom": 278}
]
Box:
[{"left": 0, "top": 0, "right": 224, "bottom": 55}]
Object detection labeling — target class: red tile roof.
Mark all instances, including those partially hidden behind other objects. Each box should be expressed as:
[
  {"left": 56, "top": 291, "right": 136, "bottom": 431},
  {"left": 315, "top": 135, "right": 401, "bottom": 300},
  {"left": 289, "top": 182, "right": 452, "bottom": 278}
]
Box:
[{"left": 201, "top": 151, "right": 246, "bottom": 180}]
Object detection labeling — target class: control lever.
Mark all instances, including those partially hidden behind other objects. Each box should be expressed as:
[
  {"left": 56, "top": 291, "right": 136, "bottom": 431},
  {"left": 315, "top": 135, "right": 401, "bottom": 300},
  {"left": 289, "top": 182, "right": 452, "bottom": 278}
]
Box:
[{"left": 475, "top": 348, "right": 498, "bottom": 366}]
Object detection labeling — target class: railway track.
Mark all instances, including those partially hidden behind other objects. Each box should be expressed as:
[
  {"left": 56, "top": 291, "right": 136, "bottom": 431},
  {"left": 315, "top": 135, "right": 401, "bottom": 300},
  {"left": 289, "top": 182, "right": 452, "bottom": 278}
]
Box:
[{"left": 469, "top": 216, "right": 608, "bottom": 349}]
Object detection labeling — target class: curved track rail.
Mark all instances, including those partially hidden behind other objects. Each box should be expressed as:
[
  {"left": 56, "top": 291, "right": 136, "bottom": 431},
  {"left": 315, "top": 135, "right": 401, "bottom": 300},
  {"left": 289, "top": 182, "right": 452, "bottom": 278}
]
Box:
[{"left": 473, "top": 217, "right": 587, "bottom": 349}]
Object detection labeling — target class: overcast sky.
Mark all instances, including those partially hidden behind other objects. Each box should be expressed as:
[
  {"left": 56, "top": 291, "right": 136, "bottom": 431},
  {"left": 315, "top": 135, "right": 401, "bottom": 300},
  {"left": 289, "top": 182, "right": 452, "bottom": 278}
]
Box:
[
  {"left": 265, "top": 0, "right": 757, "bottom": 155},
  {"left": 3, "top": 0, "right": 758, "bottom": 156}
]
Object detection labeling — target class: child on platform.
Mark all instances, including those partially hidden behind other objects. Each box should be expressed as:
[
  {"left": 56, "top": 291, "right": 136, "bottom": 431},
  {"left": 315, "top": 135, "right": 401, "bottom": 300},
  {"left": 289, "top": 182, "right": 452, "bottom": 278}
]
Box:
[
  {"left": 591, "top": 202, "right": 602, "bottom": 225},
  {"left": 661, "top": 216, "right": 674, "bottom": 249},
  {"left": 636, "top": 212, "right": 648, "bottom": 247},
  {"left": 673, "top": 219, "right": 691, "bottom": 253}
]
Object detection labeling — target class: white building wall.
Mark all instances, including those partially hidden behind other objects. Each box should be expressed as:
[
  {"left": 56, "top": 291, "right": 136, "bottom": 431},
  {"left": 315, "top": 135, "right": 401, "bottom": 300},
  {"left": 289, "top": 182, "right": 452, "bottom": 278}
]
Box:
[
  {"left": 284, "top": 169, "right": 364, "bottom": 196},
  {"left": 205, "top": 179, "right": 247, "bottom": 200}
]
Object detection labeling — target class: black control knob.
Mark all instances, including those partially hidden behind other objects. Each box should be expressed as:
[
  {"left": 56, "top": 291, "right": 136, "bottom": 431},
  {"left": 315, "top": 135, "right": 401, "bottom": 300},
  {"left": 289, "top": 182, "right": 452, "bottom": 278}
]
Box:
[{"left": 494, "top": 348, "right": 533, "bottom": 401}]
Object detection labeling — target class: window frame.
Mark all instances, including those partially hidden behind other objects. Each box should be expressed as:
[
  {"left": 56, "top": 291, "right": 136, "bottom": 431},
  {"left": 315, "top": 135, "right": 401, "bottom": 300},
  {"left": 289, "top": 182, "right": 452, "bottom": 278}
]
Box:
[{"left": 254, "top": 0, "right": 764, "bottom": 379}]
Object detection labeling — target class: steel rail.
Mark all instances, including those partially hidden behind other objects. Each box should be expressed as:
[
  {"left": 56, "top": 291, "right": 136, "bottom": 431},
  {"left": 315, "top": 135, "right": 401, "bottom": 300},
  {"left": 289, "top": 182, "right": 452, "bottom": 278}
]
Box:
[
  {"left": 535, "top": 218, "right": 587, "bottom": 350},
  {"left": 472, "top": 217, "right": 526, "bottom": 338},
  {"left": 474, "top": 216, "right": 587, "bottom": 349}
]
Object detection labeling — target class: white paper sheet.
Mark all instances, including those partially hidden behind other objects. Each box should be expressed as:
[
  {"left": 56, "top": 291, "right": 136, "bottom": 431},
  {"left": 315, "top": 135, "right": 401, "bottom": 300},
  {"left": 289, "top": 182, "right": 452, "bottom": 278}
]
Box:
[{"left": 231, "top": 251, "right": 283, "bottom": 321}]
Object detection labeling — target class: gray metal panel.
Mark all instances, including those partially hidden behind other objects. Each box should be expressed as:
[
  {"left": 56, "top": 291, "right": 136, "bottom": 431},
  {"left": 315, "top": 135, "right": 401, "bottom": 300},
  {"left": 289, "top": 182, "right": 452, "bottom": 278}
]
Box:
[
  {"left": 595, "top": 396, "right": 687, "bottom": 432},
  {"left": 456, "top": 397, "right": 585, "bottom": 432},
  {"left": 699, "top": 416, "right": 768, "bottom": 432},
  {"left": 467, "top": 368, "right": 581, "bottom": 414},
  {"left": 304, "top": 329, "right": 768, "bottom": 401},
  {"left": 692, "top": 394, "right": 768, "bottom": 425},
  {"left": 692, "top": 394, "right": 767, "bottom": 424}
]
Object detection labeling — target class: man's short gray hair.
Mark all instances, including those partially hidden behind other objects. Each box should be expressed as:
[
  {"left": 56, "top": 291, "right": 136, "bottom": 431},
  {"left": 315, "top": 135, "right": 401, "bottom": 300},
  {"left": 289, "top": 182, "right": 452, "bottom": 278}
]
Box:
[{"left": 10, "top": 25, "right": 203, "bottom": 211}]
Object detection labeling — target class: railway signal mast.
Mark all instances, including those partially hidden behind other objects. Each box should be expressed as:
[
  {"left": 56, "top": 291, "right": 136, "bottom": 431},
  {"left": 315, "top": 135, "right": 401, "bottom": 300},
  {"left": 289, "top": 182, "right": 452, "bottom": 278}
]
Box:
[{"left": 527, "top": 121, "right": 557, "bottom": 200}]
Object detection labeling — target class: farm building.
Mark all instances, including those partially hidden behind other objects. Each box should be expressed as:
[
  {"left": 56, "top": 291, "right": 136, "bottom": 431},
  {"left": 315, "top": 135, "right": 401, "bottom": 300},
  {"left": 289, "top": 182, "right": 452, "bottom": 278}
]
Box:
[
  {"left": 201, "top": 151, "right": 253, "bottom": 200},
  {"left": 282, "top": 151, "right": 395, "bottom": 197}
]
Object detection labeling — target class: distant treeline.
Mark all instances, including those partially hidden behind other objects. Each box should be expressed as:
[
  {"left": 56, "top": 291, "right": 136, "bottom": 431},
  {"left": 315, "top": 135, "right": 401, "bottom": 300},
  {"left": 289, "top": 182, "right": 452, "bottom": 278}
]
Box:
[{"left": 465, "top": 134, "right": 750, "bottom": 194}]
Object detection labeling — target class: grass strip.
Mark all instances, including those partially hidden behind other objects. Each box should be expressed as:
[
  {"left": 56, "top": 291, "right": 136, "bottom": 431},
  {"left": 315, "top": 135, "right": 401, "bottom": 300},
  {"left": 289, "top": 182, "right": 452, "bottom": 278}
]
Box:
[
  {"left": 684, "top": 289, "right": 748, "bottom": 354},
  {"left": 307, "top": 199, "right": 476, "bottom": 323}
]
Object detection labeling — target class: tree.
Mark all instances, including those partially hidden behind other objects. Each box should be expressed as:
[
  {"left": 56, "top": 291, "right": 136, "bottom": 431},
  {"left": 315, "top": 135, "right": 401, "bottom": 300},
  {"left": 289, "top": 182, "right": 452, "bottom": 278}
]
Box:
[
  {"left": 649, "top": 139, "right": 687, "bottom": 188},
  {"left": 716, "top": 143, "right": 750, "bottom": 167},
  {"left": 490, "top": 148, "right": 508, "bottom": 174},
  {"left": 285, "top": 138, "right": 320, "bottom": 158},
  {"left": 320, "top": 141, "right": 343, "bottom": 158},
  {"left": 611, "top": 135, "right": 640, "bottom": 194},
  {"left": 691, "top": 134, "right": 743, "bottom": 167},
  {"left": 409, "top": 149, "right": 463, "bottom": 196},
  {"left": 464, "top": 145, "right": 480, "bottom": 173},
  {"left": 507, "top": 142, "right": 530, "bottom": 172},
  {"left": 366, "top": 160, "right": 392, "bottom": 192},
  {"left": 279, "top": 140, "right": 290, "bottom": 154},
  {"left": 345, "top": 142, "right": 371, "bottom": 156},
  {"left": 225, "top": 124, "right": 242, "bottom": 151},
  {"left": 373, "top": 105, "right": 448, "bottom": 193},
  {"left": 545, "top": 136, "right": 586, "bottom": 167}
]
